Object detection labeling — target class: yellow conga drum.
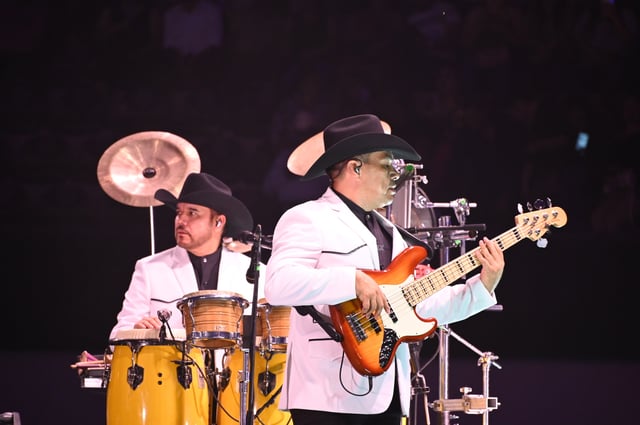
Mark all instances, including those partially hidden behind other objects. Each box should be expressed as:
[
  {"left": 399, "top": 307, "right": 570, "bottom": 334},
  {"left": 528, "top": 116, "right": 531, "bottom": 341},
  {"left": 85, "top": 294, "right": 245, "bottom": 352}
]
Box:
[
  {"left": 106, "top": 329, "right": 210, "bottom": 425},
  {"left": 216, "top": 347, "right": 292, "bottom": 425}
]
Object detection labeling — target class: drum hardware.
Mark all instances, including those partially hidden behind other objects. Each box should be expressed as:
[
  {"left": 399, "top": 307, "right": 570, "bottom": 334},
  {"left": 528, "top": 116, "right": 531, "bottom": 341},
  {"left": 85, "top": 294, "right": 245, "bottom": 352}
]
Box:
[
  {"left": 408, "top": 224, "right": 486, "bottom": 250},
  {"left": 0, "top": 412, "right": 21, "bottom": 425},
  {"left": 216, "top": 348, "right": 291, "bottom": 425},
  {"left": 127, "top": 363, "right": 144, "bottom": 390},
  {"left": 244, "top": 225, "right": 264, "bottom": 425},
  {"left": 430, "top": 213, "right": 502, "bottom": 425},
  {"left": 174, "top": 342, "right": 195, "bottom": 390},
  {"left": 239, "top": 348, "right": 251, "bottom": 425},
  {"left": 211, "top": 352, "right": 232, "bottom": 393},
  {"left": 70, "top": 350, "right": 110, "bottom": 389},
  {"left": 257, "top": 370, "right": 276, "bottom": 396},
  {"left": 96, "top": 130, "right": 201, "bottom": 254},
  {"left": 124, "top": 339, "right": 148, "bottom": 390},
  {"left": 409, "top": 341, "right": 431, "bottom": 425},
  {"left": 390, "top": 163, "right": 502, "bottom": 425},
  {"left": 431, "top": 328, "right": 501, "bottom": 419},
  {"left": 256, "top": 345, "right": 278, "bottom": 396}
]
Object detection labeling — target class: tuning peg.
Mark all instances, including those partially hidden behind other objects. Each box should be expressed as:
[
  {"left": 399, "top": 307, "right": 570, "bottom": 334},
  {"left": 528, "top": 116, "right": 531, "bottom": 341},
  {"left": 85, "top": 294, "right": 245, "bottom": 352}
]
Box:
[
  {"left": 546, "top": 197, "right": 553, "bottom": 207},
  {"left": 517, "top": 203, "right": 523, "bottom": 214},
  {"left": 536, "top": 238, "right": 548, "bottom": 248},
  {"left": 526, "top": 201, "right": 533, "bottom": 211},
  {"left": 533, "top": 199, "right": 546, "bottom": 210}
]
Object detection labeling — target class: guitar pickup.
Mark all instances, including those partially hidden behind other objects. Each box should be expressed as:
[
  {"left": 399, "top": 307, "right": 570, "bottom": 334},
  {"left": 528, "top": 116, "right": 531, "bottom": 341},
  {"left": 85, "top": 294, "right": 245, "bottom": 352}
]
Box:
[
  {"left": 368, "top": 316, "right": 382, "bottom": 334},
  {"left": 388, "top": 306, "right": 398, "bottom": 323}
]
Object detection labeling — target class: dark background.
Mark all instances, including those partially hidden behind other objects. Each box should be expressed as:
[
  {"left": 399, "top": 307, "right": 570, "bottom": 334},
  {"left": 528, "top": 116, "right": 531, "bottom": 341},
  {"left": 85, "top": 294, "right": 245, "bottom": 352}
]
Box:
[{"left": 1, "top": 1, "right": 639, "bottom": 424}]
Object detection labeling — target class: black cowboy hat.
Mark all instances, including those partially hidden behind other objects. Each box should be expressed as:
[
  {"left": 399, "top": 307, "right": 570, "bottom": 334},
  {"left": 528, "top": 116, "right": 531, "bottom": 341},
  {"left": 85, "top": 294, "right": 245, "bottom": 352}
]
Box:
[
  {"left": 294, "top": 114, "right": 421, "bottom": 181},
  {"left": 155, "top": 172, "right": 253, "bottom": 238}
]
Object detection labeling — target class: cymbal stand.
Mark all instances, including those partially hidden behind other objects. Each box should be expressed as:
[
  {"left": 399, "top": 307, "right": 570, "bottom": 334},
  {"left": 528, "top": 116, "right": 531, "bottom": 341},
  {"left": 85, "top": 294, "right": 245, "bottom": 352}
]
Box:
[{"left": 149, "top": 206, "right": 156, "bottom": 254}]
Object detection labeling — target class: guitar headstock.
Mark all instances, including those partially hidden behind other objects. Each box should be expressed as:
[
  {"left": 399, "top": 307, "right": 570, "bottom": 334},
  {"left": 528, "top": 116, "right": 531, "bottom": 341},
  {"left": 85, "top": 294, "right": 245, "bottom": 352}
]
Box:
[{"left": 515, "top": 199, "right": 568, "bottom": 242}]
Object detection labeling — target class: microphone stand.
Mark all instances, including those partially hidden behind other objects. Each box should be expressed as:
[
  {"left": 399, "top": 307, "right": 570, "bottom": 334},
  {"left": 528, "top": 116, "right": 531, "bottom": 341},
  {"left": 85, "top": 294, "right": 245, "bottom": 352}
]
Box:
[{"left": 244, "top": 224, "right": 262, "bottom": 425}]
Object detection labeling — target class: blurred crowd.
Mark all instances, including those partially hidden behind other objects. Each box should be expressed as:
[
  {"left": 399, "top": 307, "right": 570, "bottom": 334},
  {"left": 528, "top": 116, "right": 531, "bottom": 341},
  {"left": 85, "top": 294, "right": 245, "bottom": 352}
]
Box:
[{"left": 2, "top": 0, "right": 639, "bottom": 239}]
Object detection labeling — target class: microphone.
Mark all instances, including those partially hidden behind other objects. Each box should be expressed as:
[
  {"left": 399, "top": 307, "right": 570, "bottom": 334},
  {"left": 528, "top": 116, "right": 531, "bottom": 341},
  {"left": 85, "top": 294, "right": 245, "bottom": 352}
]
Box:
[
  {"left": 239, "top": 230, "right": 260, "bottom": 244},
  {"left": 157, "top": 309, "right": 172, "bottom": 343},
  {"left": 236, "top": 230, "right": 273, "bottom": 245},
  {"left": 246, "top": 225, "right": 262, "bottom": 284},
  {"left": 394, "top": 164, "right": 416, "bottom": 190},
  {"left": 238, "top": 230, "right": 273, "bottom": 248},
  {"left": 157, "top": 309, "right": 172, "bottom": 323}
]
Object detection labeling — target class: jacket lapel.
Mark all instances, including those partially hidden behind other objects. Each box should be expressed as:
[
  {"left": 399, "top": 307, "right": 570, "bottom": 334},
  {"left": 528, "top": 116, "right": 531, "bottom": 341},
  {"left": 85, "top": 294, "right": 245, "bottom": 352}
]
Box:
[
  {"left": 323, "top": 189, "right": 382, "bottom": 269},
  {"left": 170, "top": 247, "right": 198, "bottom": 294}
]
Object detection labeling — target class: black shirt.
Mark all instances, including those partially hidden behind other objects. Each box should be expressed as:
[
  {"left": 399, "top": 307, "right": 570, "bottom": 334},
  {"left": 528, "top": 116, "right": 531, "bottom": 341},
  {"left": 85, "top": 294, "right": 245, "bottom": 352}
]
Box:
[{"left": 188, "top": 248, "right": 222, "bottom": 290}]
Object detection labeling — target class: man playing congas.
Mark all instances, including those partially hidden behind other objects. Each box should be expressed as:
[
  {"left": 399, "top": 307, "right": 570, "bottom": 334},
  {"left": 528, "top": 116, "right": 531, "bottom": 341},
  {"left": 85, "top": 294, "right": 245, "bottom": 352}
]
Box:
[{"left": 107, "top": 172, "right": 268, "bottom": 425}]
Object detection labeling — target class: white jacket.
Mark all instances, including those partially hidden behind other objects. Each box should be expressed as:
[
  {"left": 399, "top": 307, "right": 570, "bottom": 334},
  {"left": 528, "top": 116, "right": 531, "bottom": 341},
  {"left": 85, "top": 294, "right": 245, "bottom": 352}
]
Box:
[
  {"left": 265, "top": 188, "right": 496, "bottom": 416},
  {"left": 109, "top": 245, "right": 265, "bottom": 341}
]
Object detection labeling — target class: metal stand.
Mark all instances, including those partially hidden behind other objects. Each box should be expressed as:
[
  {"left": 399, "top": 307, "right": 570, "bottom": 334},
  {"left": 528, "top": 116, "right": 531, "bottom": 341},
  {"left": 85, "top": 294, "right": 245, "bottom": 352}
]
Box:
[
  {"left": 242, "top": 224, "right": 263, "bottom": 425},
  {"left": 149, "top": 206, "right": 155, "bottom": 254},
  {"left": 431, "top": 328, "right": 501, "bottom": 424},
  {"left": 409, "top": 342, "right": 431, "bottom": 425},
  {"left": 391, "top": 163, "right": 500, "bottom": 425}
]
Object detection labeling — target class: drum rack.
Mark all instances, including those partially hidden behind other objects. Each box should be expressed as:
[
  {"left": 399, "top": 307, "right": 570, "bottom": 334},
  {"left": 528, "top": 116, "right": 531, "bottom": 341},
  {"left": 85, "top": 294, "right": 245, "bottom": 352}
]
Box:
[{"left": 389, "top": 163, "right": 502, "bottom": 425}]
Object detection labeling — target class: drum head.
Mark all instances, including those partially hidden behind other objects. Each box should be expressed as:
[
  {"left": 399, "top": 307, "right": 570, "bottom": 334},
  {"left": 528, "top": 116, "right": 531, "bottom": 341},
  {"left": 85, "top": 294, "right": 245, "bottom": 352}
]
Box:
[{"left": 179, "top": 290, "right": 248, "bottom": 306}]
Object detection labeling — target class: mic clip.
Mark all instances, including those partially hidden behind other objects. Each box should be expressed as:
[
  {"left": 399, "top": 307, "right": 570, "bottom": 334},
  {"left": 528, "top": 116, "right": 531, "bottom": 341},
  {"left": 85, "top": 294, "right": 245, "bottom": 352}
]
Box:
[{"left": 157, "top": 309, "right": 172, "bottom": 343}]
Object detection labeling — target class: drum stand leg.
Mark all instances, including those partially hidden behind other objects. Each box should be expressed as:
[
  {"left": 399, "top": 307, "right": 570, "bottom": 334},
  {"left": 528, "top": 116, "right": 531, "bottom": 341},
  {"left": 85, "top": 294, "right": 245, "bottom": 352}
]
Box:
[
  {"left": 238, "top": 348, "right": 251, "bottom": 425},
  {"left": 409, "top": 342, "right": 431, "bottom": 425}
]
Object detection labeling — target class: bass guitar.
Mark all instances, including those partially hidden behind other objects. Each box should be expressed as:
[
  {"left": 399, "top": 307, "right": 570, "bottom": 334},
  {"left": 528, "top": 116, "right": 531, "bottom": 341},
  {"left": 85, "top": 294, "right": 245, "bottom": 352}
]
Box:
[{"left": 329, "top": 205, "right": 568, "bottom": 376}]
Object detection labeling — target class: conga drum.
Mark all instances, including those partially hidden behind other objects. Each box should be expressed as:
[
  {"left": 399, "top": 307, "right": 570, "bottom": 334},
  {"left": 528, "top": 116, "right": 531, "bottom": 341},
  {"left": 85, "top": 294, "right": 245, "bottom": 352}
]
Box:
[
  {"left": 255, "top": 299, "right": 291, "bottom": 353},
  {"left": 106, "top": 329, "right": 210, "bottom": 425},
  {"left": 178, "top": 290, "right": 248, "bottom": 349},
  {"left": 216, "top": 347, "right": 291, "bottom": 425}
]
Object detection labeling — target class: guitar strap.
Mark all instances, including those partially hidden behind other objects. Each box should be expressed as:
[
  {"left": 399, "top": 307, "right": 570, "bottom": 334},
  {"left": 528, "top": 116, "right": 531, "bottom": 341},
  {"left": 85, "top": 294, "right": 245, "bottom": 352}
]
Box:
[{"left": 294, "top": 306, "right": 343, "bottom": 342}]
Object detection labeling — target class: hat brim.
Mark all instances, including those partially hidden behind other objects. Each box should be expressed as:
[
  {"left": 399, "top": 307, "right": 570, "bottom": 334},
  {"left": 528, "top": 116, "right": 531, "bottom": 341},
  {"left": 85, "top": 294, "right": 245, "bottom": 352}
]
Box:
[
  {"left": 301, "top": 132, "right": 421, "bottom": 181},
  {"left": 154, "top": 189, "right": 254, "bottom": 238},
  {"left": 288, "top": 120, "right": 394, "bottom": 178}
]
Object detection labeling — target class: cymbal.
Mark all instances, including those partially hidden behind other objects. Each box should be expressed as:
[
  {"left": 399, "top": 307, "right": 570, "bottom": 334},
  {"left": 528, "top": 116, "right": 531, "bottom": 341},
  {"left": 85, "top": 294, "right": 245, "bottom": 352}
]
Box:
[
  {"left": 287, "top": 120, "right": 391, "bottom": 176},
  {"left": 97, "top": 131, "right": 201, "bottom": 207}
]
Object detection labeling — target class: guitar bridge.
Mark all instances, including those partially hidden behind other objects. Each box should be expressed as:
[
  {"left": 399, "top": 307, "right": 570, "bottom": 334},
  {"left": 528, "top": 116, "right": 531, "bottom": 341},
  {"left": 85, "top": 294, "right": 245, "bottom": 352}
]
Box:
[
  {"left": 346, "top": 313, "right": 385, "bottom": 342},
  {"left": 346, "top": 313, "right": 367, "bottom": 341}
]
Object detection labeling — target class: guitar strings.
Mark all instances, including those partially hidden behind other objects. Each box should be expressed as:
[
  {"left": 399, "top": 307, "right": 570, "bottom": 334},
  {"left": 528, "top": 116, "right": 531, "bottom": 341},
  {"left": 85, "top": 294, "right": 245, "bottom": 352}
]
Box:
[{"left": 352, "top": 226, "right": 527, "bottom": 336}]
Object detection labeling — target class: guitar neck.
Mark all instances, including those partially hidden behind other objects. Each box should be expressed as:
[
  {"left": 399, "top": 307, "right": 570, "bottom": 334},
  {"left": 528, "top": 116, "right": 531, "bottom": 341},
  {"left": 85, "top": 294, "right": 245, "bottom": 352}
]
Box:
[{"left": 403, "top": 225, "right": 522, "bottom": 306}]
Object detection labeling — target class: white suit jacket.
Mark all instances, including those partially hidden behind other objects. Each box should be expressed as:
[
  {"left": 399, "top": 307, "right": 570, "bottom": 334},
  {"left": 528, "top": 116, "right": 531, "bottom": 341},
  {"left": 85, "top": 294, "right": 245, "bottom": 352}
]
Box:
[
  {"left": 109, "top": 245, "right": 266, "bottom": 341},
  {"left": 265, "top": 188, "right": 497, "bottom": 416}
]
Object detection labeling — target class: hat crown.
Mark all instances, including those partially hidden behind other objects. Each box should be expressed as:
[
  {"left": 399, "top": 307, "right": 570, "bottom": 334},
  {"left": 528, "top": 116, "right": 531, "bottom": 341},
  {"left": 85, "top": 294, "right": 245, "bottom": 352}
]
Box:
[
  {"left": 323, "top": 114, "right": 385, "bottom": 150},
  {"left": 154, "top": 172, "right": 253, "bottom": 238},
  {"left": 181, "top": 173, "right": 232, "bottom": 198}
]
